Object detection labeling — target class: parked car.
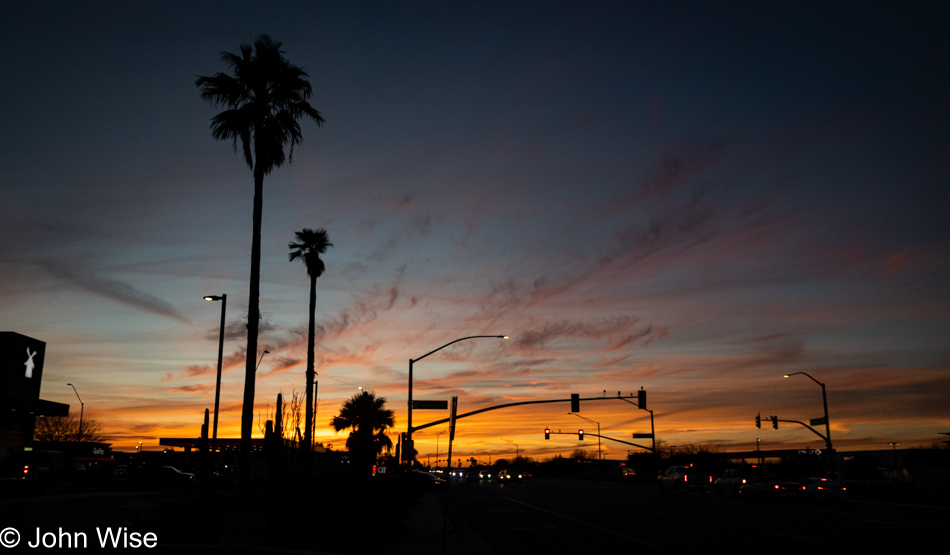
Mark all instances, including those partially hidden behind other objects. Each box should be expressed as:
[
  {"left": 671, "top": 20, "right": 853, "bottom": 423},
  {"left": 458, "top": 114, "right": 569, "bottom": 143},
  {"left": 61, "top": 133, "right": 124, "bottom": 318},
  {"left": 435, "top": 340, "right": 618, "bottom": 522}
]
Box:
[{"left": 798, "top": 477, "right": 847, "bottom": 501}]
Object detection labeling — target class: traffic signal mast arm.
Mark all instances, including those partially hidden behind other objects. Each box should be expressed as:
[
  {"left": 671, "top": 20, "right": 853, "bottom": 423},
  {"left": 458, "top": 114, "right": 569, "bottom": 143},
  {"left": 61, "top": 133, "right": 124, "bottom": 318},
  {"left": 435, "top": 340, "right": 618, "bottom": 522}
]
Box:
[
  {"left": 548, "top": 430, "right": 652, "bottom": 451},
  {"left": 771, "top": 417, "right": 830, "bottom": 445},
  {"left": 411, "top": 394, "right": 640, "bottom": 433}
]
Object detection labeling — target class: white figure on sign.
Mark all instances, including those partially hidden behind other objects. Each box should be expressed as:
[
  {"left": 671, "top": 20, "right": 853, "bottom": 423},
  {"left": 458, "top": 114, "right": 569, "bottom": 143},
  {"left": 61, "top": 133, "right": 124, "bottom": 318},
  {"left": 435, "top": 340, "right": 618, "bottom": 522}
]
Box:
[{"left": 24, "top": 347, "right": 37, "bottom": 378}]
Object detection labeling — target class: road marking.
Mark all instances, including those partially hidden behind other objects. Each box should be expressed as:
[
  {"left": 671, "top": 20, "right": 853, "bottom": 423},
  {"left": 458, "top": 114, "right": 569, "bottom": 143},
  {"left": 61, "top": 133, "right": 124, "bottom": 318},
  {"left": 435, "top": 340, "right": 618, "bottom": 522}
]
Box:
[{"left": 501, "top": 496, "right": 659, "bottom": 548}]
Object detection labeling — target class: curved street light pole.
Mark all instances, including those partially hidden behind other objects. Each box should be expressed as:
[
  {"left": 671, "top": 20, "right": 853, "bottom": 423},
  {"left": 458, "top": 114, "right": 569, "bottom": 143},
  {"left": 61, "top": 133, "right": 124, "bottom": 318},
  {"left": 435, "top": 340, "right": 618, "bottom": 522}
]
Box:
[
  {"left": 407, "top": 335, "right": 507, "bottom": 458},
  {"left": 502, "top": 438, "right": 519, "bottom": 460},
  {"left": 204, "top": 294, "right": 227, "bottom": 453},
  {"left": 256, "top": 350, "right": 270, "bottom": 370},
  {"left": 784, "top": 372, "right": 832, "bottom": 454},
  {"left": 66, "top": 383, "right": 83, "bottom": 441},
  {"left": 569, "top": 412, "right": 601, "bottom": 461}
]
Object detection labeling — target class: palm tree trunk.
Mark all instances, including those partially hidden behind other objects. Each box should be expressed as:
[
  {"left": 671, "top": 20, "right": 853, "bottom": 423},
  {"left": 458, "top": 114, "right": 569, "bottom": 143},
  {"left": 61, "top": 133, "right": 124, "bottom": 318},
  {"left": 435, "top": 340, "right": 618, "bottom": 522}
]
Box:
[
  {"left": 304, "top": 272, "right": 316, "bottom": 467},
  {"left": 240, "top": 164, "right": 265, "bottom": 481}
]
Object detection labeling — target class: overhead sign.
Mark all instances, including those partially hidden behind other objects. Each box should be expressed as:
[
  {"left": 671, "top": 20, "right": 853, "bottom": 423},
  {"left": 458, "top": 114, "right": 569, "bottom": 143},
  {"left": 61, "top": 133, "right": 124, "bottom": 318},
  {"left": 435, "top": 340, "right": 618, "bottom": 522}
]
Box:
[
  {"left": 633, "top": 433, "right": 654, "bottom": 439},
  {"left": 810, "top": 417, "right": 827, "bottom": 426},
  {"left": 412, "top": 400, "right": 448, "bottom": 410}
]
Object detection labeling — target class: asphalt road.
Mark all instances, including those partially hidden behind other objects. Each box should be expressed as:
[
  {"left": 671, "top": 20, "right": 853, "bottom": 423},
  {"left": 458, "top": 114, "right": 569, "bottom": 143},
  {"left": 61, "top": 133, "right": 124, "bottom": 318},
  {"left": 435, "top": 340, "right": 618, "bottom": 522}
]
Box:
[
  {"left": 446, "top": 478, "right": 949, "bottom": 553},
  {"left": 2, "top": 479, "right": 946, "bottom": 554}
]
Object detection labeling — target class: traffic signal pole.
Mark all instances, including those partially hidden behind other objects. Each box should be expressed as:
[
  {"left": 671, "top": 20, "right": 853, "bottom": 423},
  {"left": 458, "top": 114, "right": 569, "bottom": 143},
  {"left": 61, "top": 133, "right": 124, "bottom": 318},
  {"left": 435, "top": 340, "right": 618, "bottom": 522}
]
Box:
[
  {"left": 548, "top": 431, "right": 652, "bottom": 451},
  {"left": 411, "top": 393, "right": 642, "bottom": 433}
]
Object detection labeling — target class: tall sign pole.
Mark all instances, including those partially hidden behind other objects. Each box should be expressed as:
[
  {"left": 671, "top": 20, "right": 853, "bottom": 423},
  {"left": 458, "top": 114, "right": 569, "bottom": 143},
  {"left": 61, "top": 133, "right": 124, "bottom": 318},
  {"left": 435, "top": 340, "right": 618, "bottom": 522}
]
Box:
[{"left": 446, "top": 396, "right": 458, "bottom": 472}]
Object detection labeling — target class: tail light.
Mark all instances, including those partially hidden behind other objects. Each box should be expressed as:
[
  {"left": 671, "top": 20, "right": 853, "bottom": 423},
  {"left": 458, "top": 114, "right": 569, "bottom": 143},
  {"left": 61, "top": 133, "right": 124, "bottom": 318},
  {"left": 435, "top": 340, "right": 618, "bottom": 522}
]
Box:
[{"left": 23, "top": 465, "right": 30, "bottom": 475}]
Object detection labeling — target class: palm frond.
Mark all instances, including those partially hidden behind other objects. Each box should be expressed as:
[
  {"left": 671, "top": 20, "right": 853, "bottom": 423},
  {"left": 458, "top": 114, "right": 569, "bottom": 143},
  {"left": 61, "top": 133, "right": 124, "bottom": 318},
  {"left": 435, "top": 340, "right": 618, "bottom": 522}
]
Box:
[{"left": 196, "top": 35, "right": 322, "bottom": 174}]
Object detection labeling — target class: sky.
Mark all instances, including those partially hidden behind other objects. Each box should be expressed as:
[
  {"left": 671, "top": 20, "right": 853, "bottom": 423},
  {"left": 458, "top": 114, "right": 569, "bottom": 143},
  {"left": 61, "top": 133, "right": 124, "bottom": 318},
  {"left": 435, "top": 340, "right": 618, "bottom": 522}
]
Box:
[{"left": 2, "top": 1, "right": 949, "bottom": 462}]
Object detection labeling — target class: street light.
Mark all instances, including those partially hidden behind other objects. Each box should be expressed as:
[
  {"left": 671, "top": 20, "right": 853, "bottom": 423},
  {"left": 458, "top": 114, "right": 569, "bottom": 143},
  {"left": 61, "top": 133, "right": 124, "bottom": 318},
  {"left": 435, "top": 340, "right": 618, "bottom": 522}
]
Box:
[
  {"left": 256, "top": 350, "right": 270, "bottom": 370},
  {"left": 204, "top": 294, "right": 227, "bottom": 453},
  {"left": 66, "top": 383, "right": 83, "bottom": 441},
  {"left": 406, "top": 335, "right": 507, "bottom": 457},
  {"left": 502, "top": 438, "right": 519, "bottom": 460},
  {"left": 569, "top": 412, "right": 601, "bottom": 461},
  {"left": 888, "top": 442, "right": 900, "bottom": 467},
  {"left": 436, "top": 426, "right": 449, "bottom": 469},
  {"left": 783, "top": 372, "right": 832, "bottom": 455}
]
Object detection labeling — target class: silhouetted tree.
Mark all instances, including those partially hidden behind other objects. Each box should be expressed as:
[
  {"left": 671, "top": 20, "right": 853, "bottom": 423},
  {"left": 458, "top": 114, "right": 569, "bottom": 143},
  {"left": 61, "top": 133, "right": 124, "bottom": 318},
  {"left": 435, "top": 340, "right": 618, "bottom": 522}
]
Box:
[
  {"left": 196, "top": 35, "right": 324, "bottom": 467},
  {"left": 34, "top": 415, "right": 107, "bottom": 443},
  {"left": 570, "top": 449, "right": 589, "bottom": 460},
  {"left": 288, "top": 228, "right": 332, "bottom": 456},
  {"left": 330, "top": 391, "right": 394, "bottom": 475}
]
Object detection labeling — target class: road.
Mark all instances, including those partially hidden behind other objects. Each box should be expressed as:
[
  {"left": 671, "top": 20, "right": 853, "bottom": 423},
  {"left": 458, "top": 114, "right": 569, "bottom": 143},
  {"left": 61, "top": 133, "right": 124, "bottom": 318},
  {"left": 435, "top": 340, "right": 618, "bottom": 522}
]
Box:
[{"left": 445, "top": 478, "right": 948, "bottom": 553}]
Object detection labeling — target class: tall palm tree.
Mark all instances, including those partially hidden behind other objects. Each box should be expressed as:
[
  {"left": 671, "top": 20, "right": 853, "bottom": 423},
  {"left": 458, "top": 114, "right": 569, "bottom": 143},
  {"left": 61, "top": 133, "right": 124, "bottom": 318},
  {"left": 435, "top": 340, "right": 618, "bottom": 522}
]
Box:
[
  {"left": 288, "top": 228, "right": 333, "bottom": 456},
  {"left": 330, "top": 391, "right": 395, "bottom": 475},
  {"left": 196, "top": 35, "right": 324, "bottom": 465}
]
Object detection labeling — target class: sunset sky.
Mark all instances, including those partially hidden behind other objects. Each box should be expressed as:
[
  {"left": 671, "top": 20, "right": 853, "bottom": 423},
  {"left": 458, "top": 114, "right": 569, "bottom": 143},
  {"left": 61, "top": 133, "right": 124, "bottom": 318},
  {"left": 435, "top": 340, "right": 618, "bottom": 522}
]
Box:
[{"left": 2, "top": 1, "right": 948, "bottom": 462}]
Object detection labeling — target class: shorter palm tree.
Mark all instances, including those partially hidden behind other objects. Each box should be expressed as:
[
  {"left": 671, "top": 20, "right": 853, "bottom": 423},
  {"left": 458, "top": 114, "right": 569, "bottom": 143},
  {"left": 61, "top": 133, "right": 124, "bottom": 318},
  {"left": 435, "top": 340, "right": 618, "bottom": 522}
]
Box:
[
  {"left": 288, "top": 228, "right": 332, "bottom": 454},
  {"left": 330, "top": 391, "right": 395, "bottom": 475}
]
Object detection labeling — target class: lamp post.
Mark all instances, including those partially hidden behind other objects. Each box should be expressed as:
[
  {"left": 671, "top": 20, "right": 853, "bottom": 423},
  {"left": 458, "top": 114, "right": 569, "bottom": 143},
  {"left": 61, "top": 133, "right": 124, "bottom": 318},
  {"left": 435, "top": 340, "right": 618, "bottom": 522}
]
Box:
[
  {"left": 204, "top": 294, "right": 227, "bottom": 453},
  {"left": 783, "top": 372, "right": 832, "bottom": 454},
  {"left": 406, "top": 335, "right": 507, "bottom": 461},
  {"left": 569, "top": 412, "right": 601, "bottom": 461},
  {"left": 502, "top": 438, "right": 519, "bottom": 460},
  {"left": 256, "top": 350, "right": 270, "bottom": 370},
  {"left": 888, "top": 442, "right": 900, "bottom": 467},
  {"left": 66, "top": 383, "right": 83, "bottom": 441},
  {"left": 436, "top": 426, "right": 448, "bottom": 469}
]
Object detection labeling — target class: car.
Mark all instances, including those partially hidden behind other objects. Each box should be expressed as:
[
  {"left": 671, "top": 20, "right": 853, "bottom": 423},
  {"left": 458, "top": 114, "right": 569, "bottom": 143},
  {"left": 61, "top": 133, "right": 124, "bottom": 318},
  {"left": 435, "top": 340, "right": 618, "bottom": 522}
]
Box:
[
  {"left": 739, "top": 476, "right": 801, "bottom": 500},
  {"left": 1, "top": 450, "right": 86, "bottom": 491},
  {"left": 497, "top": 469, "right": 521, "bottom": 482},
  {"left": 477, "top": 468, "right": 493, "bottom": 480},
  {"left": 798, "top": 477, "right": 847, "bottom": 501},
  {"left": 714, "top": 465, "right": 764, "bottom": 496},
  {"left": 658, "top": 465, "right": 713, "bottom": 494},
  {"left": 133, "top": 465, "right": 196, "bottom": 491},
  {"left": 410, "top": 470, "right": 447, "bottom": 491}
]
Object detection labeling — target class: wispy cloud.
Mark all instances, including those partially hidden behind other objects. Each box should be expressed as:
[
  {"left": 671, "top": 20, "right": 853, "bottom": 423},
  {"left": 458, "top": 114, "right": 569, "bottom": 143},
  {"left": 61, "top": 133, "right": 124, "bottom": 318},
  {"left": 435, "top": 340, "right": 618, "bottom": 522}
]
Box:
[{"left": 40, "top": 261, "right": 189, "bottom": 323}]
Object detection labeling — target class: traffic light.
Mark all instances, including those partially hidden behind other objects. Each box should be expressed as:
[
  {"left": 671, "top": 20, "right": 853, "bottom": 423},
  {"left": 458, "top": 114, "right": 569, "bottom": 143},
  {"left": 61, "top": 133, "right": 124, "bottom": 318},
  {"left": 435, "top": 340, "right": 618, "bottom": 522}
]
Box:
[
  {"left": 371, "top": 464, "right": 377, "bottom": 477},
  {"left": 578, "top": 429, "right": 584, "bottom": 440},
  {"left": 638, "top": 388, "right": 647, "bottom": 410},
  {"left": 571, "top": 393, "right": 580, "bottom": 413},
  {"left": 771, "top": 416, "right": 778, "bottom": 429},
  {"left": 544, "top": 428, "right": 550, "bottom": 440},
  {"left": 756, "top": 413, "right": 761, "bottom": 429}
]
